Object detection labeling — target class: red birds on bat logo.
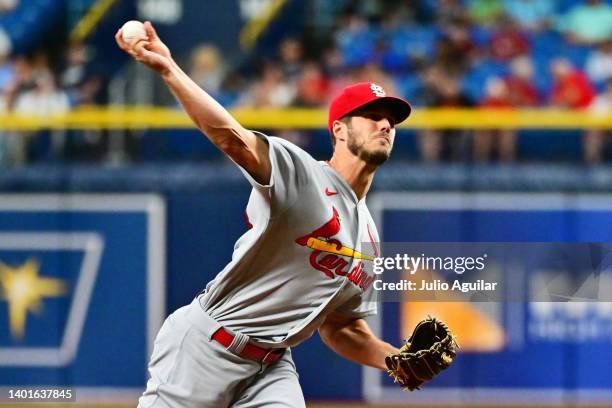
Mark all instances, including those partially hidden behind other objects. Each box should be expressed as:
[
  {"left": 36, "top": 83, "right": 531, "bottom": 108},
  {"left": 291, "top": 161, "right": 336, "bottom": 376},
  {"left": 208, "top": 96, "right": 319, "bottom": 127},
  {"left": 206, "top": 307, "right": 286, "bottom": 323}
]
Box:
[
  {"left": 295, "top": 207, "right": 374, "bottom": 291},
  {"left": 295, "top": 207, "right": 340, "bottom": 247}
]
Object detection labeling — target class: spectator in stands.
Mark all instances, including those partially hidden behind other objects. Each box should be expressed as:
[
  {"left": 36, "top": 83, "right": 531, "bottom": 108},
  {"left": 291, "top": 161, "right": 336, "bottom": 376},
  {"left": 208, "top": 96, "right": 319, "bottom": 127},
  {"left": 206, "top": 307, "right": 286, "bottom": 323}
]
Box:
[
  {"left": 549, "top": 58, "right": 596, "bottom": 108},
  {"left": 556, "top": 0, "right": 612, "bottom": 45},
  {"left": 278, "top": 37, "right": 303, "bottom": 82},
  {"left": 320, "top": 44, "right": 356, "bottom": 103},
  {"left": 583, "top": 80, "right": 612, "bottom": 164},
  {"left": 467, "top": 0, "right": 504, "bottom": 26},
  {"left": 215, "top": 70, "right": 248, "bottom": 108},
  {"left": 489, "top": 14, "right": 530, "bottom": 61},
  {"left": 473, "top": 76, "right": 517, "bottom": 162},
  {"left": 10, "top": 72, "right": 69, "bottom": 165},
  {"left": 239, "top": 62, "right": 296, "bottom": 108},
  {"left": 585, "top": 39, "right": 612, "bottom": 87},
  {"left": 14, "top": 71, "right": 69, "bottom": 115},
  {"left": 188, "top": 44, "right": 226, "bottom": 99},
  {"left": 444, "top": 17, "right": 478, "bottom": 61},
  {"left": 57, "top": 43, "right": 106, "bottom": 161},
  {"left": 417, "top": 69, "right": 473, "bottom": 163},
  {"left": 430, "top": 35, "right": 471, "bottom": 80},
  {"left": 60, "top": 43, "right": 101, "bottom": 106},
  {"left": 506, "top": 56, "right": 540, "bottom": 106},
  {"left": 3, "top": 55, "right": 35, "bottom": 110},
  {"left": 294, "top": 61, "right": 330, "bottom": 107},
  {"left": 321, "top": 44, "right": 345, "bottom": 79},
  {"left": 502, "top": 0, "right": 555, "bottom": 31}
]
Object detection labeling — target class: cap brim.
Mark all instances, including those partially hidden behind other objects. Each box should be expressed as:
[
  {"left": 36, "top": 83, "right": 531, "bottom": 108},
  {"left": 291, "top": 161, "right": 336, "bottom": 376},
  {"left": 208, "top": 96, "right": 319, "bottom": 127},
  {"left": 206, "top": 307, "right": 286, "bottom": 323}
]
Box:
[{"left": 358, "top": 97, "right": 412, "bottom": 126}]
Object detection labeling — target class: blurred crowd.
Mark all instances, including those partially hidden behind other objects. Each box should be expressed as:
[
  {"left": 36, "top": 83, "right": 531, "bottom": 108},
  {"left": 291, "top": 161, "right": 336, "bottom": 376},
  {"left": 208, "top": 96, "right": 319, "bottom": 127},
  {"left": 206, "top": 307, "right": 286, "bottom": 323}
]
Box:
[
  {"left": 2, "top": 0, "right": 612, "bottom": 165},
  {"left": 245, "top": 0, "right": 612, "bottom": 164},
  {"left": 0, "top": 42, "right": 103, "bottom": 165}
]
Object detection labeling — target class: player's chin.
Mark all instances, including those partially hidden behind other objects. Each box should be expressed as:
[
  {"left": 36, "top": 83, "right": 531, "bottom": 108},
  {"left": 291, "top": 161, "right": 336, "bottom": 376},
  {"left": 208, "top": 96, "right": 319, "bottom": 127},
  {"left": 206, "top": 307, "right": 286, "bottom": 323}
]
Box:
[
  {"left": 372, "top": 141, "right": 393, "bottom": 156},
  {"left": 361, "top": 147, "right": 391, "bottom": 166}
]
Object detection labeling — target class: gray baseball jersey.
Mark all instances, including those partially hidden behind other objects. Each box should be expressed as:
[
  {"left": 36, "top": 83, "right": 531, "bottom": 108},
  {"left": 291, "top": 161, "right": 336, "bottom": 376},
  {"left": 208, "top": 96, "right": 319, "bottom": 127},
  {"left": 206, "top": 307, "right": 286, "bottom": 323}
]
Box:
[{"left": 198, "top": 132, "right": 379, "bottom": 347}]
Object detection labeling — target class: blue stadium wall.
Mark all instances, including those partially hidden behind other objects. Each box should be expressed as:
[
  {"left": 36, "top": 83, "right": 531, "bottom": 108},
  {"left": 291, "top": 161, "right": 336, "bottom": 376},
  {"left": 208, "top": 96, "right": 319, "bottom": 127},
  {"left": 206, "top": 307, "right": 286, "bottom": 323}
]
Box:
[{"left": 0, "top": 165, "right": 611, "bottom": 404}]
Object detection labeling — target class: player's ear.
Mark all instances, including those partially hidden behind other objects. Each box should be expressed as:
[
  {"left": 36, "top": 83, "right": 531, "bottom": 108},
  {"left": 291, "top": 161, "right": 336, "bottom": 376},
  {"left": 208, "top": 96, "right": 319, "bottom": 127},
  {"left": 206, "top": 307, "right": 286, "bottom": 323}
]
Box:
[{"left": 332, "top": 120, "right": 347, "bottom": 143}]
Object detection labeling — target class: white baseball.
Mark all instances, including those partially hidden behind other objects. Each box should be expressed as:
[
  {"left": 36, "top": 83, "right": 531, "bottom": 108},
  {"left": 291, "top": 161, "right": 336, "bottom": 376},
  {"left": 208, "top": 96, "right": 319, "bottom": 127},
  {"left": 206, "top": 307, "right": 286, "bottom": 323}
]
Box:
[{"left": 121, "top": 20, "right": 147, "bottom": 42}]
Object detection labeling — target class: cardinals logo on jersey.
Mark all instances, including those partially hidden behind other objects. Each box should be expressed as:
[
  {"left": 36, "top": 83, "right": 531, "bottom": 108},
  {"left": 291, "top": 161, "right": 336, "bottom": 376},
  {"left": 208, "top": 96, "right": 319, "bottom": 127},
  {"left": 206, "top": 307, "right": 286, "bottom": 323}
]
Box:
[{"left": 295, "top": 207, "right": 374, "bottom": 291}]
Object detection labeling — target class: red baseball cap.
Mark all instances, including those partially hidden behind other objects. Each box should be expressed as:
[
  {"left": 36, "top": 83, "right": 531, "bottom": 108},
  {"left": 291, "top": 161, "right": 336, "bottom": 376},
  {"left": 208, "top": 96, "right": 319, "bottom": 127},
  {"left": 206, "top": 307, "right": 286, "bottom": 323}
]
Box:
[{"left": 328, "top": 82, "right": 412, "bottom": 133}]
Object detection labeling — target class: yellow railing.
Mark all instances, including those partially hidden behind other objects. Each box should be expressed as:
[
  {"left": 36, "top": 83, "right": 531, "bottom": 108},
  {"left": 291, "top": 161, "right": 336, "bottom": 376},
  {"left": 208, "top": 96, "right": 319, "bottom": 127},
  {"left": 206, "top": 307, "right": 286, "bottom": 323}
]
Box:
[{"left": 1, "top": 107, "right": 612, "bottom": 131}]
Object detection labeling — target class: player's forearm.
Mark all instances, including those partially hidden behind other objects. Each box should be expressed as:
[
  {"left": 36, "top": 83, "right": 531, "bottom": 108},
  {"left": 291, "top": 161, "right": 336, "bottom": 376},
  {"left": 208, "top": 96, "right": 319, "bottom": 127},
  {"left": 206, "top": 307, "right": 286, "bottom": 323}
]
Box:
[
  {"left": 160, "top": 59, "right": 270, "bottom": 184},
  {"left": 320, "top": 317, "right": 399, "bottom": 370},
  {"left": 161, "top": 59, "right": 245, "bottom": 141},
  {"left": 330, "top": 332, "right": 397, "bottom": 370}
]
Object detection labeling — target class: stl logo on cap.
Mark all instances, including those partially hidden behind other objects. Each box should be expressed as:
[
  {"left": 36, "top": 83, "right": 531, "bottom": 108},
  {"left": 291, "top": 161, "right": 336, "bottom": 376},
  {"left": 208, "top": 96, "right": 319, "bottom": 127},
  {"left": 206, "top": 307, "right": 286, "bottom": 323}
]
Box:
[{"left": 370, "top": 83, "right": 386, "bottom": 97}]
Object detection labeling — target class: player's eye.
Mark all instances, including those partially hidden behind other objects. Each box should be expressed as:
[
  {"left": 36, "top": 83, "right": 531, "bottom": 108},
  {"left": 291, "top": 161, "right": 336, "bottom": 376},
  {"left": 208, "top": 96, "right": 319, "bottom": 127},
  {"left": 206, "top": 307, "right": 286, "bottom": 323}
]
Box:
[
  {"left": 365, "top": 113, "right": 394, "bottom": 127},
  {"left": 362, "top": 113, "right": 382, "bottom": 121}
]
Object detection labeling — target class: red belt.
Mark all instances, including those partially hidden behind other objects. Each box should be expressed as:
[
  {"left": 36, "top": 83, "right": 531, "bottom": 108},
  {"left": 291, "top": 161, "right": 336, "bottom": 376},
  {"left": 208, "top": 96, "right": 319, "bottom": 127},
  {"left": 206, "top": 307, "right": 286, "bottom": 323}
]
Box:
[{"left": 212, "top": 327, "right": 285, "bottom": 364}]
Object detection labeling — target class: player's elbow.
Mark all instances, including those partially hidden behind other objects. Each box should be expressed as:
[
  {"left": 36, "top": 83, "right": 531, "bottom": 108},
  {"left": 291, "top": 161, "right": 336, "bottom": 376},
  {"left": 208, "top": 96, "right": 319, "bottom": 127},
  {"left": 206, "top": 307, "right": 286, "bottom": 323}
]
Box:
[
  {"left": 203, "top": 126, "right": 254, "bottom": 163},
  {"left": 318, "top": 317, "right": 348, "bottom": 350},
  {"left": 215, "top": 129, "right": 250, "bottom": 157},
  {"left": 204, "top": 126, "right": 271, "bottom": 184},
  {"left": 318, "top": 324, "right": 336, "bottom": 349},
  {"left": 200, "top": 124, "right": 244, "bottom": 149}
]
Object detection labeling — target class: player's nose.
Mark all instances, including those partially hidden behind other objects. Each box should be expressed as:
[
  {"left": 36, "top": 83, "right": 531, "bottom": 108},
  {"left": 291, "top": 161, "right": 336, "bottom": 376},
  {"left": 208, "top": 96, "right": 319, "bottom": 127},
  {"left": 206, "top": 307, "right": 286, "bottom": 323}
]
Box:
[{"left": 376, "top": 118, "right": 391, "bottom": 133}]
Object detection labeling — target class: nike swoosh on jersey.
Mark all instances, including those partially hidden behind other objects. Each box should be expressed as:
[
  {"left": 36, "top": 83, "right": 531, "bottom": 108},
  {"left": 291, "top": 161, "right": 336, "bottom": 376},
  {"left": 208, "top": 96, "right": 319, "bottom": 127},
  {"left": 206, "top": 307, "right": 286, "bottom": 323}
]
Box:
[{"left": 325, "top": 188, "right": 338, "bottom": 196}]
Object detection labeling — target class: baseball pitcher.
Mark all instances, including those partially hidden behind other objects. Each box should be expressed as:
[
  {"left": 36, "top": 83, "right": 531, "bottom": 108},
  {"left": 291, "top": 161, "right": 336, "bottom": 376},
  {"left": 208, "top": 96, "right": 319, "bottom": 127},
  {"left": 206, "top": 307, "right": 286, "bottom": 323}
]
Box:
[{"left": 116, "top": 21, "right": 457, "bottom": 408}]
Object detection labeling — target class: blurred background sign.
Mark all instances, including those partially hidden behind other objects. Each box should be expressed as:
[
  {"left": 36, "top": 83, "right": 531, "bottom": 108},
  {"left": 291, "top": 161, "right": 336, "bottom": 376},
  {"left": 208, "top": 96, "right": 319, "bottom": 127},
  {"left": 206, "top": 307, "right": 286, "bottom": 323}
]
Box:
[
  {"left": 0, "top": 195, "right": 164, "bottom": 399},
  {"left": 362, "top": 192, "right": 612, "bottom": 406}
]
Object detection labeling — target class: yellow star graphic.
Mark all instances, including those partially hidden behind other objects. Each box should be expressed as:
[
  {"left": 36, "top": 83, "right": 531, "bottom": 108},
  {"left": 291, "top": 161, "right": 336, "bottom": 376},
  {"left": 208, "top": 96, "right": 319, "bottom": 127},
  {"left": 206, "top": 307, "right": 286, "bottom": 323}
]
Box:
[{"left": 0, "top": 259, "right": 68, "bottom": 340}]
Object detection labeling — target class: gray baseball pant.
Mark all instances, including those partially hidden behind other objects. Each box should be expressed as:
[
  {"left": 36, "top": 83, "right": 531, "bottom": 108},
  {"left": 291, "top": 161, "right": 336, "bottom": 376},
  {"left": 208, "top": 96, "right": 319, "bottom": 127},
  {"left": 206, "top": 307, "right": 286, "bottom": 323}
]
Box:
[{"left": 138, "top": 299, "right": 306, "bottom": 408}]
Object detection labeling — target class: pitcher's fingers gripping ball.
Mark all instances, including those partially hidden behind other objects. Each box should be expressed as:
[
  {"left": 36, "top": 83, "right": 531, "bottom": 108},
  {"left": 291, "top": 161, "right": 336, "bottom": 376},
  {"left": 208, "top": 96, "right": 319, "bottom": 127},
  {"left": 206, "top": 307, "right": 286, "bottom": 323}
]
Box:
[{"left": 385, "top": 316, "right": 459, "bottom": 391}]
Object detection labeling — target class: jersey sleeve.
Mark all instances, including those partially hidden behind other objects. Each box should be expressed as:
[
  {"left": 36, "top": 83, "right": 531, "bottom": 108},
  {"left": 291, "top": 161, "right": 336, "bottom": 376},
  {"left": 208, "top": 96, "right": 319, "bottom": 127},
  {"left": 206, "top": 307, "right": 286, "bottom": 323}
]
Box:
[
  {"left": 235, "top": 131, "right": 314, "bottom": 215},
  {"left": 334, "top": 286, "right": 378, "bottom": 319}
]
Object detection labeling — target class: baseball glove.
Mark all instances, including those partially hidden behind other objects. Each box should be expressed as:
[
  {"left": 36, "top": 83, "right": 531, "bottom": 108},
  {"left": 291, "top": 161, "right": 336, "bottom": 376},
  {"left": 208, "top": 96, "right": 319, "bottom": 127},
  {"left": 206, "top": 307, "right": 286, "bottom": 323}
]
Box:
[{"left": 385, "top": 316, "right": 459, "bottom": 391}]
